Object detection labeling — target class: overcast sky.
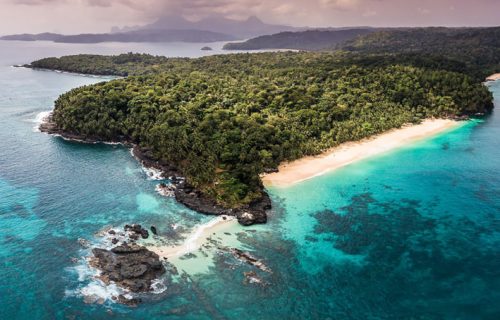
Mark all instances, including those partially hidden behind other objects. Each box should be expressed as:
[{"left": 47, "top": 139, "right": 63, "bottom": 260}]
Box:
[{"left": 1, "top": 0, "right": 500, "bottom": 34}]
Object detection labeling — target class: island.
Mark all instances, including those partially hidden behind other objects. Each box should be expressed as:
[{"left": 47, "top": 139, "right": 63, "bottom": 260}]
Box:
[
  {"left": 1, "top": 30, "right": 236, "bottom": 44},
  {"left": 223, "top": 29, "right": 374, "bottom": 51},
  {"left": 201, "top": 46, "right": 213, "bottom": 51},
  {"left": 30, "top": 27, "right": 500, "bottom": 226}
]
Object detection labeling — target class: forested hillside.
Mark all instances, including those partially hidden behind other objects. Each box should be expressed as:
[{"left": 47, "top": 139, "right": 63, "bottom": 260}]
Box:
[
  {"left": 340, "top": 27, "right": 500, "bottom": 81},
  {"left": 223, "top": 29, "right": 373, "bottom": 51},
  {"left": 32, "top": 51, "right": 494, "bottom": 210}
]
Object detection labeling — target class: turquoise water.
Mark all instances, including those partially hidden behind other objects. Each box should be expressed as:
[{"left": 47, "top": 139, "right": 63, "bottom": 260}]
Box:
[{"left": 0, "top": 41, "right": 499, "bottom": 319}]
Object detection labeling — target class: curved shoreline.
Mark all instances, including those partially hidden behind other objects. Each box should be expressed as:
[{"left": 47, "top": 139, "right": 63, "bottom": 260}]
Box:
[
  {"left": 38, "top": 112, "right": 270, "bottom": 226},
  {"left": 262, "top": 119, "right": 462, "bottom": 188}
]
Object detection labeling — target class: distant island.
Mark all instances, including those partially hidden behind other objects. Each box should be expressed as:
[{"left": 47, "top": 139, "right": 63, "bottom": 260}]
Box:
[
  {"left": 30, "top": 27, "right": 500, "bottom": 225},
  {"left": 223, "top": 29, "right": 375, "bottom": 51},
  {"left": 1, "top": 29, "right": 236, "bottom": 44},
  {"left": 201, "top": 46, "right": 213, "bottom": 51},
  {"left": 0, "top": 15, "right": 297, "bottom": 44}
]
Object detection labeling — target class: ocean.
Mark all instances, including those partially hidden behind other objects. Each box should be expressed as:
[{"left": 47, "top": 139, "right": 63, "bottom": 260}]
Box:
[{"left": 0, "top": 40, "right": 498, "bottom": 319}]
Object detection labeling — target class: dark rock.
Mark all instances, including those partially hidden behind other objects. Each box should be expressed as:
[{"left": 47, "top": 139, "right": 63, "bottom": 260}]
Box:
[
  {"left": 78, "top": 238, "right": 90, "bottom": 248},
  {"left": 108, "top": 230, "right": 116, "bottom": 235},
  {"left": 117, "top": 295, "right": 141, "bottom": 307},
  {"left": 174, "top": 180, "right": 270, "bottom": 226},
  {"left": 111, "top": 238, "right": 119, "bottom": 244},
  {"left": 243, "top": 271, "right": 265, "bottom": 285},
  {"left": 90, "top": 243, "right": 165, "bottom": 294},
  {"left": 230, "top": 248, "right": 271, "bottom": 273},
  {"left": 150, "top": 225, "right": 158, "bottom": 235},
  {"left": 129, "top": 233, "right": 139, "bottom": 241},
  {"left": 124, "top": 224, "right": 149, "bottom": 239}
]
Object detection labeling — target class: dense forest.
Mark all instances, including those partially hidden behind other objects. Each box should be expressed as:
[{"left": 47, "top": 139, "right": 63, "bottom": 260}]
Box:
[
  {"left": 340, "top": 27, "right": 500, "bottom": 81},
  {"left": 31, "top": 49, "right": 494, "bottom": 210}
]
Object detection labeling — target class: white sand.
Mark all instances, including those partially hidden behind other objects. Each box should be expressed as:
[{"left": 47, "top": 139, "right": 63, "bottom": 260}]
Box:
[
  {"left": 148, "top": 216, "right": 239, "bottom": 259},
  {"left": 486, "top": 73, "right": 500, "bottom": 81},
  {"left": 262, "top": 119, "right": 460, "bottom": 187}
]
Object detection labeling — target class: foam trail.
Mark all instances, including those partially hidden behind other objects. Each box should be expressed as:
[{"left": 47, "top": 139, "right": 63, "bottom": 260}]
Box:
[{"left": 142, "top": 166, "right": 164, "bottom": 180}]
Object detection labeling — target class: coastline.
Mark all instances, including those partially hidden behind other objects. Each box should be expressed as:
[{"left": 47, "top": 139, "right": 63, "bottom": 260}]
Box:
[
  {"left": 262, "top": 119, "right": 462, "bottom": 188},
  {"left": 486, "top": 73, "right": 500, "bottom": 82},
  {"left": 38, "top": 112, "right": 270, "bottom": 226},
  {"left": 18, "top": 64, "right": 122, "bottom": 79}
]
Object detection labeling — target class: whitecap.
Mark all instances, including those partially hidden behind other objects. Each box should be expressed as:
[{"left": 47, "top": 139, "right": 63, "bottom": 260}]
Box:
[
  {"left": 142, "top": 166, "right": 164, "bottom": 180},
  {"left": 150, "top": 278, "right": 168, "bottom": 294},
  {"left": 155, "top": 183, "right": 175, "bottom": 197},
  {"left": 77, "top": 280, "right": 125, "bottom": 305},
  {"left": 31, "top": 110, "right": 52, "bottom": 132}
]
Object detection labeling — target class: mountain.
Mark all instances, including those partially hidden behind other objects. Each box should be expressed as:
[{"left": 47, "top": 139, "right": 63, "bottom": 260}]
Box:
[
  {"left": 1, "top": 29, "right": 236, "bottom": 44},
  {"left": 2, "top": 15, "right": 295, "bottom": 44},
  {"left": 223, "top": 29, "right": 375, "bottom": 51},
  {"left": 113, "top": 15, "right": 299, "bottom": 39}
]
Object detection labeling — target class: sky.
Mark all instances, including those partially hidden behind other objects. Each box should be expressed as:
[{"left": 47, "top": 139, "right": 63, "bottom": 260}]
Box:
[{"left": 1, "top": 0, "right": 500, "bottom": 34}]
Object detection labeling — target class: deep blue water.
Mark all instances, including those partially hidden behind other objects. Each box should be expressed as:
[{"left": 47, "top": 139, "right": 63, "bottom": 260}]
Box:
[{"left": 0, "top": 41, "right": 499, "bottom": 319}]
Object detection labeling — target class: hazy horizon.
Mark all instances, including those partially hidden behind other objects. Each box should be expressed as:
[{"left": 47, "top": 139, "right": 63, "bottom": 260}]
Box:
[{"left": 1, "top": 0, "right": 500, "bottom": 35}]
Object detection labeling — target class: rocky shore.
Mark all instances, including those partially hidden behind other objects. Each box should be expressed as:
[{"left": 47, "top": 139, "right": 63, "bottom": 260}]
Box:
[
  {"left": 40, "top": 115, "right": 271, "bottom": 226},
  {"left": 88, "top": 224, "right": 167, "bottom": 306}
]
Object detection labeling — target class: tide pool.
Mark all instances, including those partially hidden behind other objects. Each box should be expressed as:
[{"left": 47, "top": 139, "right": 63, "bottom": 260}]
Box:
[{"left": 0, "top": 40, "right": 499, "bottom": 319}]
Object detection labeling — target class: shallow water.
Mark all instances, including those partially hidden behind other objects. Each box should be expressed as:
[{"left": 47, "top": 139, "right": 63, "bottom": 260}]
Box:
[{"left": 0, "top": 41, "right": 499, "bottom": 319}]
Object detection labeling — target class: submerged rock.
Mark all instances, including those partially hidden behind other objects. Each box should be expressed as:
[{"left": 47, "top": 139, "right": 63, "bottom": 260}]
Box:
[
  {"left": 229, "top": 248, "right": 272, "bottom": 273},
  {"left": 78, "top": 238, "right": 90, "bottom": 248},
  {"left": 150, "top": 225, "right": 158, "bottom": 235},
  {"left": 243, "top": 271, "right": 265, "bottom": 286},
  {"left": 116, "top": 295, "right": 141, "bottom": 307},
  {"left": 124, "top": 224, "right": 149, "bottom": 239},
  {"left": 90, "top": 243, "right": 165, "bottom": 293}
]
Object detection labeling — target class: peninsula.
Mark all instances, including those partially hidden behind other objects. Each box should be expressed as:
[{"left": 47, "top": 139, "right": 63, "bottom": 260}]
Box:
[{"left": 31, "top": 27, "right": 500, "bottom": 225}]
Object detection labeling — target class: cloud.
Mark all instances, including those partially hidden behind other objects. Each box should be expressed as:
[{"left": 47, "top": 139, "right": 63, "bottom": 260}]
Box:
[{"left": 3, "top": 0, "right": 500, "bottom": 34}]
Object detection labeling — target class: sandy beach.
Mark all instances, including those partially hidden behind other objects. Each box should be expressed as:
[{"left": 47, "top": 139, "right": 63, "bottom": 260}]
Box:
[
  {"left": 486, "top": 73, "right": 500, "bottom": 81},
  {"left": 147, "top": 216, "right": 239, "bottom": 259},
  {"left": 262, "top": 119, "right": 460, "bottom": 187}
]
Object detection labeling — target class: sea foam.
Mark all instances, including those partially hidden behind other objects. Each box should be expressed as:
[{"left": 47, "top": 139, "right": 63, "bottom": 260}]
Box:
[{"left": 31, "top": 111, "right": 52, "bottom": 132}]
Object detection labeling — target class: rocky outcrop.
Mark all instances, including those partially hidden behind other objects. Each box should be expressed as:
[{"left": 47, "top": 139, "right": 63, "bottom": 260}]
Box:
[
  {"left": 174, "top": 180, "right": 270, "bottom": 226},
  {"left": 90, "top": 242, "right": 165, "bottom": 293},
  {"left": 124, "top": 224, "right": 149, "bottom": 239}
]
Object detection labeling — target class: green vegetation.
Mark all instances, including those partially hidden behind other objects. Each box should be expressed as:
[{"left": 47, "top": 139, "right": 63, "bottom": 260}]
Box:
[
  {"left": 34, "top": 50, "right": 493, "bottom": 208},
  {"left": 340, "top": 27, "right": 500, "bottom": 81},
  {"left": 223, "top": 29, "right": 374, "bottom": 51}
]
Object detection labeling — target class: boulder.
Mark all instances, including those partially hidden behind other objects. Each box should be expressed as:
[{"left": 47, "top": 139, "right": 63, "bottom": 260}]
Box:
[
  {"left": 150, "top": 225, "right": 158, "bottom": 235},
  {"left": 90, "top": 243, "right": 165, "bottom": 293}
]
